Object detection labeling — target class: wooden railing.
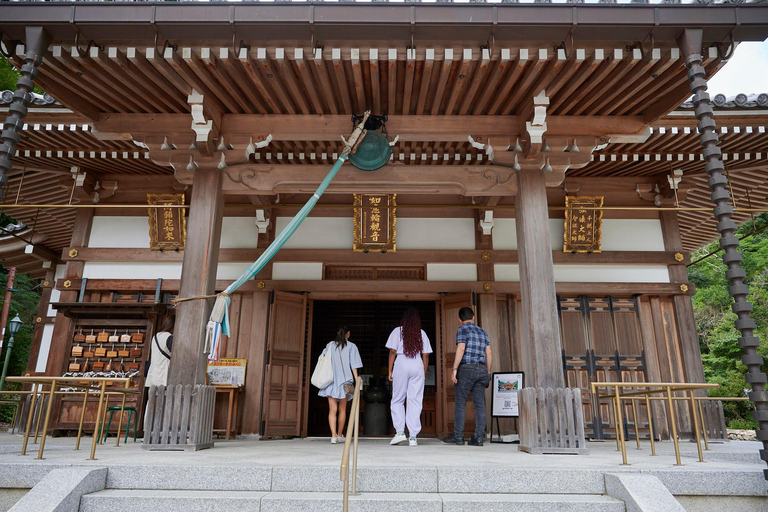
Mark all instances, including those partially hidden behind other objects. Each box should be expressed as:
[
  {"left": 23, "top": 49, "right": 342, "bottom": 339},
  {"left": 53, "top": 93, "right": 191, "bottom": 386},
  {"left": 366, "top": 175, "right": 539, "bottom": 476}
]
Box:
[{"left": 340, "top": 376, "right": 363, "bottom": 512}]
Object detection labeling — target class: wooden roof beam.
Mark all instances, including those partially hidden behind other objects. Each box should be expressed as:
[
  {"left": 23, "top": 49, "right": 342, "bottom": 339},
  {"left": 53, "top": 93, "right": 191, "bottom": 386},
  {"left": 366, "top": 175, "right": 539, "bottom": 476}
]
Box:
[{"left": 94, "top": 113, "right": 649, "bottom": 143}]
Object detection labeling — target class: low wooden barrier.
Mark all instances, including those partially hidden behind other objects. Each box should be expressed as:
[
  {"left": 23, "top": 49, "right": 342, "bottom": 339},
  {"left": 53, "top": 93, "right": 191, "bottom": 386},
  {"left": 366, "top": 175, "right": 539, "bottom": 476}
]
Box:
[
  {"left": 519, "top": 387, "right": 587, "bottom": 455},
  {"left": 142, "top": 384, "right": 215, "bottom": 451}
]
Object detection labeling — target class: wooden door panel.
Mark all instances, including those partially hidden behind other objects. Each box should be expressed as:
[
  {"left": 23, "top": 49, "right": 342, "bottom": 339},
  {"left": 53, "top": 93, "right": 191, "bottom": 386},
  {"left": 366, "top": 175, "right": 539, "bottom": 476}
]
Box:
[
  {"left": 262, "top": 291, "right": 307, "bottom": 438},
  {"left": 439, "top": 293, "right": 474, "bottom": 437}
]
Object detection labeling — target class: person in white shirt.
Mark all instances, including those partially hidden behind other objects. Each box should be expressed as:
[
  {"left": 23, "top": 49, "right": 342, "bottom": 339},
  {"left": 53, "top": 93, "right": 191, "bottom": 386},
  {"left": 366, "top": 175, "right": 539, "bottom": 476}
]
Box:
[{"left": 386, "top": 307, "right": 432, "bottom": 447}]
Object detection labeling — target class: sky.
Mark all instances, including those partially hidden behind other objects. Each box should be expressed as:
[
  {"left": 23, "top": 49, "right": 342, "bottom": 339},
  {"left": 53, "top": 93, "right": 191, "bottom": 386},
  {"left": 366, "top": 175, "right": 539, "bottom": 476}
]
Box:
[{"left": 707, "top": 39, "right": 768, "bottom": 96}]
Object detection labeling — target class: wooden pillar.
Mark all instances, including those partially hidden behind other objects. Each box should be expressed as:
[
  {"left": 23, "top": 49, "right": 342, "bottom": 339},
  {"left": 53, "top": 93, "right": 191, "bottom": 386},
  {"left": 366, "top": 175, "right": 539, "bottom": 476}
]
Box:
[
  {"left": 660, "top": 211, "right": 705, "bottom": 385},
  {"left": 168, "top": 167, "right": 224, "bottom": 387},
  {"left": 515, "top": 170, "right": 565, "bottom": 389}
]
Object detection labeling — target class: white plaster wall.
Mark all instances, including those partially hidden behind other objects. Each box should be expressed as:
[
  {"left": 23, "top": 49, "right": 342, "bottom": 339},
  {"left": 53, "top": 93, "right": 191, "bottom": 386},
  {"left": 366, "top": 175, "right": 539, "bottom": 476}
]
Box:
[
  {"left": 221, "top": 217, "right": 260, "bottom": 249},
  {"left": 553, "top": 265, "right": 670, "bottom": 283},
  {"left": 427, "top": 264, "right": 477, "bottom": 282},
  {"left": 492, "top": 218, "right": 665, "bottom": 252},
  {"left": 35, "top": 324, "right": 55, "bottom": 373},
  {"left": 601, "top": 219, "right": 665, "bottom": 251},
  {"left": 494, "top": 264, "right": 520, "bottom": 282},
  {"left": 82, "top": 262, "right": 183, "bottom": 280},
  {"left": 396, "top": 218, "right": 476, "bottom": 250},
  {"left": 89, "top": 217, "right": 151, "bottom": 248},
  {"left": 47, "top": 265, "right": 66, "bottom": 318},
  {"left": 272, "top": 262, "right": 323, "bottom": 281},
  {"left": 493, "top": 263, "right": 669, "bottom": 283},
  {"left": 492, "top": 219, "right": 564, "bottom": 251},
  {"left": 275, "top": 217, "right": 353, "bottom": 249},
  {"left": 81, "top": 262, "right": 274, "bottom": 281}
]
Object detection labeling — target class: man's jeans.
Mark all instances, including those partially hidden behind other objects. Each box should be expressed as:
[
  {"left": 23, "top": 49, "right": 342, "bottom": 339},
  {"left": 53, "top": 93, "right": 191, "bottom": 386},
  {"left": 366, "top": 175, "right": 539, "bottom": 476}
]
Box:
[{"left": 453, "top": 363, "right": 489, "bottom": 439}]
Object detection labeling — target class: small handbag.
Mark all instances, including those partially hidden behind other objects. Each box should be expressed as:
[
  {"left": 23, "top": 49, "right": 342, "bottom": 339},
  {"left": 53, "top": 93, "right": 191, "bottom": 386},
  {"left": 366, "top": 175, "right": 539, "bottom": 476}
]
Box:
[
  {"left": 335, "top": 346, "right": 356, "bottom": 395},
  {"left": 310, "top": 345, "right": 334, "bottom": 389}
]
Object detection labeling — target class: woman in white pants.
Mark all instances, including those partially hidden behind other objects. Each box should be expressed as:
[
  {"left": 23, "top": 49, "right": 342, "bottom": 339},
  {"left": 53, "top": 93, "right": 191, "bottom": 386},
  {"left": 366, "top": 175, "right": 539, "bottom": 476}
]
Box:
[{"left": 386, "top": 307, "right": 432, "bottom": 446}]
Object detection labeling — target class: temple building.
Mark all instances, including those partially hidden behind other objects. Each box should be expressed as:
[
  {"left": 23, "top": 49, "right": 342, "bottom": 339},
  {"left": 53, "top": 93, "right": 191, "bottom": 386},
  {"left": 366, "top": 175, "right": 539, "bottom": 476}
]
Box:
[{"left": 0, "top": 2, "right": 767, "bottom": 443}]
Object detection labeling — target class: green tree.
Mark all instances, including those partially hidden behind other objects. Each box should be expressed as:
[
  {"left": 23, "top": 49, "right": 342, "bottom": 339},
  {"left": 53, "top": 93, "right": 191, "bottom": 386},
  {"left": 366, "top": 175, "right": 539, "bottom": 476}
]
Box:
[
  {"left": 690, "top": 212, "right": 768, "bottom": 429},
  {"left": 0, "top": 270, "right": 41, "bottom": 423},
  {"left": 0, "top": 56, "right": 20, "bottom": 91}
]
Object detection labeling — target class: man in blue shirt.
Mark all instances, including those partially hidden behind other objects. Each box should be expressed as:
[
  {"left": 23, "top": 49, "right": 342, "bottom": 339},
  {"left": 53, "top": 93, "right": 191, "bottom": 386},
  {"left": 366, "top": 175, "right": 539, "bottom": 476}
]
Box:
[{"left": 442, "top": 306, "right": 493, "bottom": 446}]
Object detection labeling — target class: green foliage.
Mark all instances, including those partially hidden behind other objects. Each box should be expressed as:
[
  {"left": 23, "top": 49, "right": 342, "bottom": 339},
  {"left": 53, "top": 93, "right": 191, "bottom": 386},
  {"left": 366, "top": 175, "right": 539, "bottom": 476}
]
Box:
[
  {"left": 0, "top": 56, "right": 19, "bottom": 91},
  {"left": 0, "top": 270, "right": 41, "bottom": 423},
  {"left": 0, "top": 55, "right": 45, "bottom": 94},
  {"left": 690, "top": 212, "right": 768, "bottom": 430}
]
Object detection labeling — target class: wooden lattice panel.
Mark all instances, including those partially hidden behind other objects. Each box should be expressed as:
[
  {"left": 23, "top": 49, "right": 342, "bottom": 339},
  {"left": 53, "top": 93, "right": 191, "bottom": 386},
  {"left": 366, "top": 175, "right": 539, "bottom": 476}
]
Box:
[{"left": 324, "top": 265, "right": 424, "bottom": 281}]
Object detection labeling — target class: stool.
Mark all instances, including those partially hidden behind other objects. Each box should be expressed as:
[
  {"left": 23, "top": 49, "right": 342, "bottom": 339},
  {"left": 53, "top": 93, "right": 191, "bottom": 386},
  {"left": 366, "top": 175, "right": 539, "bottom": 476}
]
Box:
[{"left": 99, "top": 406, "right": 138, "bottom": 443}]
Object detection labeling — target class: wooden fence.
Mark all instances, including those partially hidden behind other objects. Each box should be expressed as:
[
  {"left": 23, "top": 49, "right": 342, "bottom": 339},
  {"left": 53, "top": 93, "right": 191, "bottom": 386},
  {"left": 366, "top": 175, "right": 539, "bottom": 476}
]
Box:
[
  {"left": 519, "top": 387, "right": 588, "bottom": 455},
  {"left": 142, "top": 384, "right": 215, "bottom": 451}
]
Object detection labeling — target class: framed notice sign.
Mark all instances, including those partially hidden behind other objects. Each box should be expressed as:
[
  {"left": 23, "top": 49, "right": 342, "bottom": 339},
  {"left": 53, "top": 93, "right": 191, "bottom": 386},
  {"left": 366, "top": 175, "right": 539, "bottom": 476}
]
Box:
[
  {"left": 207, "top": 358, "right": 247, "bottom": 387},
  {"left": 490, "top": 371, "right": 524, "bottom": 444}
]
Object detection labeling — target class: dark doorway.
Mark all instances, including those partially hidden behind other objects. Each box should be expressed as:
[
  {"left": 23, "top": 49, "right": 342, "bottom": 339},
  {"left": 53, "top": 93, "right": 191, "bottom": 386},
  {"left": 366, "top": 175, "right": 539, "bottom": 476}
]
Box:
[{"left": 307, "top": 300, "right": 437, "bottom": 437}]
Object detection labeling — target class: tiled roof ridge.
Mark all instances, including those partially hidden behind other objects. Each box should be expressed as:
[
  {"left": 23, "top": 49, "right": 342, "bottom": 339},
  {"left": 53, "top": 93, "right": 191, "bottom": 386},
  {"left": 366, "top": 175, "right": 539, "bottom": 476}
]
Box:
[
  {"left": 3, "top": 89, "right": 768, "bottom": 110},
  {"left": 681, "top": 92, "right": 768, "bottom": 109},
  {"left": 0, "top": 90, "right": 58, "bottom": 106}
]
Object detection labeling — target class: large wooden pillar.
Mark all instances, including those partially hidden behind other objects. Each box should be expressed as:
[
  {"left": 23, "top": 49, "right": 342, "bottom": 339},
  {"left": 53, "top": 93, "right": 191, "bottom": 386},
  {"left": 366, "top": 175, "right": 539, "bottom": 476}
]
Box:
[
  {"left": 168, "top": 167, "right": 224, "bottom": 387},
  {"left": 515, "top": 170, "right": 565, "bottom": 389},
  {"left": 660, "top": 211, "right": 705, "bottom": 385}
]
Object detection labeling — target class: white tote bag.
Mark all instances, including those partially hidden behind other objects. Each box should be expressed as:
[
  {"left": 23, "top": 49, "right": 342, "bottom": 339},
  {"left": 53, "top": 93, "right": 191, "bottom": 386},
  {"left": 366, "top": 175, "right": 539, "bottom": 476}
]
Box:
[{"left": 311, "top": 347, "right": 334, "bottom": 389}]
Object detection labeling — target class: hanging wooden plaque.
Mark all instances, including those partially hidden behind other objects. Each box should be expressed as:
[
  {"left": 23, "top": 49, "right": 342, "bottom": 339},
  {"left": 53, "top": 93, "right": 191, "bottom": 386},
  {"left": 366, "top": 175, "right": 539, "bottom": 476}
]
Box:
[
  {"left": 564, "top": 196, "right": 603, "bottom": 253},
  {"left": 353, "top": 194, "right": 396, "bottom": 252},
  {"left": 148, "top": 193, "right": 186, "bottom": 251}
]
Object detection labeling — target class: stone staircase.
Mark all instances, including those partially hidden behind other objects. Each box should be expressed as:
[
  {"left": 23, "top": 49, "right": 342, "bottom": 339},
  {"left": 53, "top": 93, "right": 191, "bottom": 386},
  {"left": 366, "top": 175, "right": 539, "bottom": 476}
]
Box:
[{"left": 76, "top": 465, "right": 627, "bottom": 512}]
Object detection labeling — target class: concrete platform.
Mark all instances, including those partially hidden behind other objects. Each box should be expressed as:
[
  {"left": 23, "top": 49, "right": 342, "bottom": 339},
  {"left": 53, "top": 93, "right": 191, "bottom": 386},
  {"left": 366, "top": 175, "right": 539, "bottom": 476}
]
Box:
[{"left": 0, "top": 433, "right": 765, "bottom": 512}]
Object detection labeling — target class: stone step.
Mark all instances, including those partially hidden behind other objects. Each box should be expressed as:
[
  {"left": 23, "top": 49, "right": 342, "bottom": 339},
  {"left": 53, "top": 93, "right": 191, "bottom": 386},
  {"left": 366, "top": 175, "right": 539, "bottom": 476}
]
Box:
[
  {"left": 104, "top": 465, "right": 608, "bottom": 494},
  {"left": 79, "top": 490, "right": 626, "bottom": 512}
]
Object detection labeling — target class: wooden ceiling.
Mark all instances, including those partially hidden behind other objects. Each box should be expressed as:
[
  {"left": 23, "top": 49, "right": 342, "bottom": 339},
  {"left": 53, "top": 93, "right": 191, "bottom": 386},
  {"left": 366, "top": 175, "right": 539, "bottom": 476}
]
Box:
[{"left": 11, "top": 44, "right": 720, "bottom": 121}]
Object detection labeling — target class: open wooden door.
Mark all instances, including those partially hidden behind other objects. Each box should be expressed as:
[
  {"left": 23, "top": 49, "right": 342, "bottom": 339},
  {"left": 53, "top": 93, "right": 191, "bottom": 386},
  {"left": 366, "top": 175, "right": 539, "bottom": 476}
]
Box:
[
  {"left": 261, "top": 291, "right": 307, "bottom": 438},
  {"left": 439, "top": 293, "right": 474, "bottom": 438}
]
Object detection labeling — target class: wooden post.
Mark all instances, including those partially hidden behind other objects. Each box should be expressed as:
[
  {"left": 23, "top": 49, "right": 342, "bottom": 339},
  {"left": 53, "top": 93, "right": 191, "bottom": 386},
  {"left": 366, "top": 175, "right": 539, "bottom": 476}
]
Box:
[
  {"left": 168, "top": 166, "right": 224, "bottom": 387},
  {"left": 515, "top": 170, "right": 565, "bottom": 389},
  {"left": 660, "top": 212, "right": 706, "bottom": 386}
]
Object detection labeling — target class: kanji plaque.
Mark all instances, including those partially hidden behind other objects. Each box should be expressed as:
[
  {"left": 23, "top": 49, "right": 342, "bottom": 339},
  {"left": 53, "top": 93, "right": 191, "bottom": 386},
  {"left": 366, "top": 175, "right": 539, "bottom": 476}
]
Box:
[
  {"left": 353, "top": 194, "right": 396, "bottom": 252},
  {"left": 564, "top": 196, "right": 603, "bottom": 253},
  {"left": 148, "top": 193, "right": 186, "bottom": 251}
]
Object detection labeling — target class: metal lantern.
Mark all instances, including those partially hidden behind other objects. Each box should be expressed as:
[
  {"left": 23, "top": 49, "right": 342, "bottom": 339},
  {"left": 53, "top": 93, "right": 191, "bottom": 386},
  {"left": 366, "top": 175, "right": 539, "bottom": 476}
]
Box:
[{"left": 349, "top": 131, "right": 392, "bottom": 171}]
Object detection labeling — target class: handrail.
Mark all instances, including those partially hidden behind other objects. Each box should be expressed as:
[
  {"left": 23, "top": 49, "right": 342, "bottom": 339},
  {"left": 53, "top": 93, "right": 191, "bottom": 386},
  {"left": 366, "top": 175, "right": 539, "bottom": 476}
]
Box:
[
  {"left": 591, "top": 381, "right": 720, "bottom": 466},
  {"left": 340, "top": 376, "right": 363, "bottom": 512}
]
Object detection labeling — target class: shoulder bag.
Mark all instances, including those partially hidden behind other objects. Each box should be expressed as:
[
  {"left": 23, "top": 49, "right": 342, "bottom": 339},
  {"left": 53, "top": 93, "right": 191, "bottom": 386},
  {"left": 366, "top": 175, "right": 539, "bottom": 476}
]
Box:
[
  {"left": 336, "top": 345, "right": 356, "bottom": 395},
  {"left": 310, "top": 343, "right": 334, "bottom": 389}
]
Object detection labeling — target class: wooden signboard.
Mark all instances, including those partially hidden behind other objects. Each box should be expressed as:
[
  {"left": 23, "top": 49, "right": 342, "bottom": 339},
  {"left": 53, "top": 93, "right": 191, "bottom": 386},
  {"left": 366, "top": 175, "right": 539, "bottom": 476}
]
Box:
[
  {"left": 353, "top": 193, "right": 396, "bottom": 252},
  {"left": 148, "top": 193, "right": 186, "bottom": 251},
  {"left": 564, "top": 196, "right": 603, "bottom": 253}
]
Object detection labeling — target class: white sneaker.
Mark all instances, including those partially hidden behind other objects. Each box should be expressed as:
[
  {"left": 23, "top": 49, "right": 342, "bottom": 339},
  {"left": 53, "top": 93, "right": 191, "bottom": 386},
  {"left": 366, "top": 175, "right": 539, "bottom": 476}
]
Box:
[
  {"left": 409, "top": 437, "right": 418, "bottom": 446},
  {"left": 337, "top": 435, "right": 345, "bottom": 443},
  {"left": 390, "top": 433, "right": 407, "bottom": 445},
  {"left": 331, "top": 437, "right": 338, "bottom": 444}
]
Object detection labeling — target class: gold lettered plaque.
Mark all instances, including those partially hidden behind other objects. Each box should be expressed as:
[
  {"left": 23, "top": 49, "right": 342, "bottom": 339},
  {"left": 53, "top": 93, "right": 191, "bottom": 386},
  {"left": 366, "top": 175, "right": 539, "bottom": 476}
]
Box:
[
  {"left": 148, "top": 193, "right": 186, "bottom": 251},
  {"left": 353, "top": 194, "right": 396, "bottom": 252},
  {"left": 564, "top": 195, "right": 603, "bottom": 253}
]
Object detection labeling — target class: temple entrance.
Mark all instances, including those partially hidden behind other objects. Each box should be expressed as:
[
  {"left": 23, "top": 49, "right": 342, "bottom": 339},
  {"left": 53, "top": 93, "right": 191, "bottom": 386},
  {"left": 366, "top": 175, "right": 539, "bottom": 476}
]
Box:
[{"left": 306, "top": 300, "right": 438, "bottom": 438}]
